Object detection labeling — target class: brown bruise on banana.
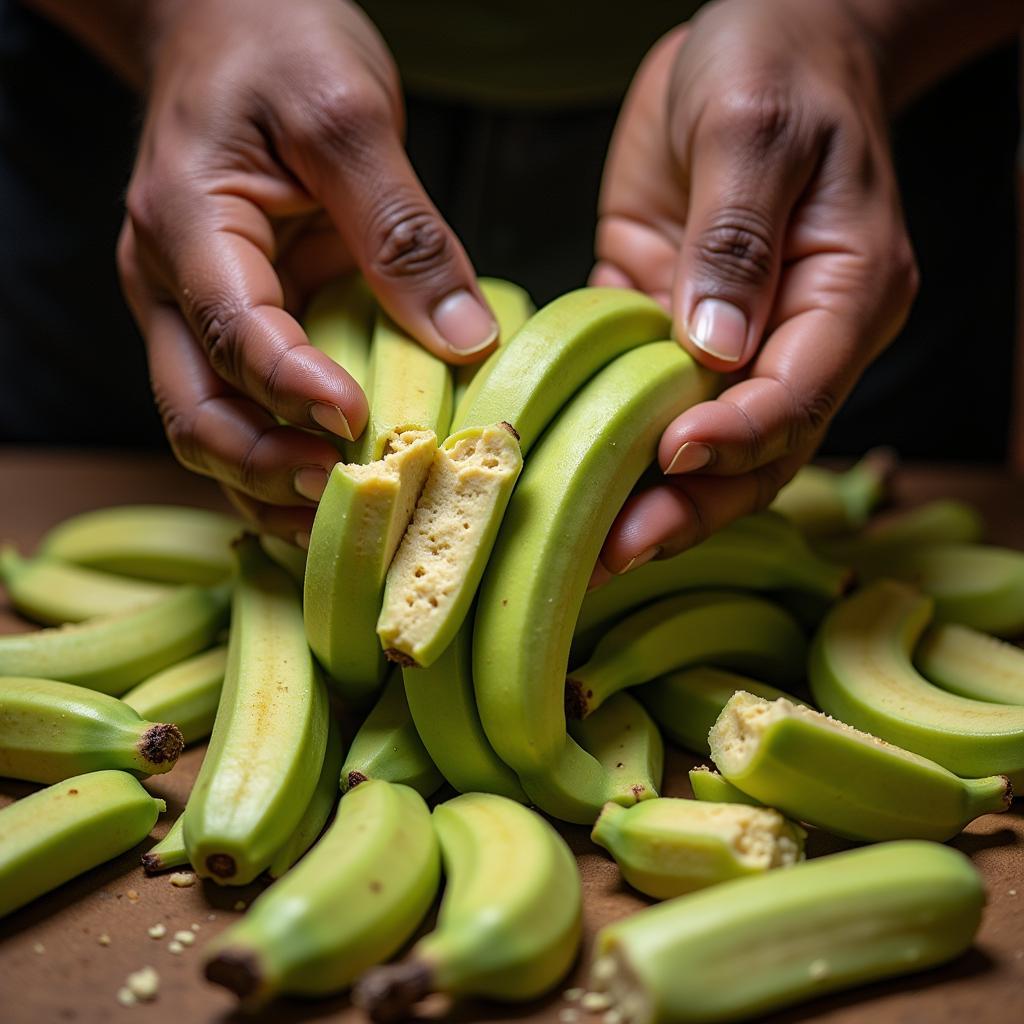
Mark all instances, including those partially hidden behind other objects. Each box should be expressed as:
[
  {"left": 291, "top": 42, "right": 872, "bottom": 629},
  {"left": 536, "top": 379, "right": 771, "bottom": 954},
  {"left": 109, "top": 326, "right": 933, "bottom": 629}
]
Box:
[
  {"left": 564, "top": 678, "right": 591, "bottom": 720},
  {"left": 346, "top": 770, "right": 369, "bottom": 791},
  {"left": 137, "top": 722, "right": 184, "bottom": 770},
  {"left": 352, "top": 960, "right": 436, "bottom": 1023},
  {"left": 377, "top": 423, "right": 522, "bottom": 663}
]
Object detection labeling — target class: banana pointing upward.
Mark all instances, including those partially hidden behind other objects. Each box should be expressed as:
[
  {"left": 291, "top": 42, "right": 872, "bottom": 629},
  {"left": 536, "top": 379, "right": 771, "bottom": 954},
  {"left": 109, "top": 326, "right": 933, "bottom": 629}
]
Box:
[{"left": 354, "top": 792, "right": 581, "bottom": 1020}]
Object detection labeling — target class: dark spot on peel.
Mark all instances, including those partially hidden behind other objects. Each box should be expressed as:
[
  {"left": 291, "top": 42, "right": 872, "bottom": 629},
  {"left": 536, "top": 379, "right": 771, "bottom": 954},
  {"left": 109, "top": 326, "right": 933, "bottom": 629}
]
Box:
[
  {"left": 68, "top": 789, "right": 78, "bottom": 795},
  {"left": 369, "top": 880, "right": 382, "bottom": 893},
  {"left": 206, "top": 853, "right": 236, "bottom": 879},
  {"left": 564, "top": 679, "right": 588, "bottom": 720},
  {"left": 384, "top": 649, "right": 417, "bottom": 668}
]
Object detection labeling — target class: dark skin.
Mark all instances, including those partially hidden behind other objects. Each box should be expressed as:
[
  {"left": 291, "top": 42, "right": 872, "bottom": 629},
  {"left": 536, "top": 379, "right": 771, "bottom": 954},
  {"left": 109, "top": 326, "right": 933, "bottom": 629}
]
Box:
[{"left": 26, "top": 0, "right": 1024, "bottom": 559}]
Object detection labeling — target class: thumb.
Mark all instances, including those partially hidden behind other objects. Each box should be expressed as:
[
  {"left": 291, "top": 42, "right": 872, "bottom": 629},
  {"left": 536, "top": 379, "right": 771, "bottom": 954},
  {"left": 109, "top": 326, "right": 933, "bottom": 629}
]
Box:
[{"left": 673, "top": 94, "right": 820, "bottom": 370}]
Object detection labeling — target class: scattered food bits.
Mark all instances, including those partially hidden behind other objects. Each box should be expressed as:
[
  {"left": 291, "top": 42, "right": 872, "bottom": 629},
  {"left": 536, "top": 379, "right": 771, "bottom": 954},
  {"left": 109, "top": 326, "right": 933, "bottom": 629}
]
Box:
[
  {"left": 126, "top": 966, "right": 160, "bottom": 1001},
  {"left": 563, "top": 988, "right": 585, "bottom": 1002},
  {"left": 147, "top": 924, "right": 167, "bottom": 940},
  {"left": 581, "top": 992, "right": 613, "bottom": 1012},
  {"left": 559, "top": 1010, "right": 580, "bottom": 1023},
  {"left": 808, "top": 958, "right": 829, "bottom": 980},
  {"left": 206, "top": 913, "right": 216, "bottom": 922},
  {"left": 190, "top": 923, "right": 201, "bottom": 932},
  {"left": 591, "top": 956, "right": 616, "bottom": 982},
  {"left": 167, "top": 941, "right": 184, "bottom": 955},
  {"left": 168, "top": 872, "right": 195, "bottom": 888},
  {"left": 126, "top": 890, "right": 139, "bottom": 902},
  {"left": 32, "top": 942, "right": 45, "bottom": 955},
  {"left": 1009, "top": 889, "right": 1017, "bottom": 896},
  {"left": 98, "top": 934, "right": 112, "bottom": 947},
  {"left": 172, "top": 930, "right": 195, "bottom": 946},
  {"left": 116, "top": 988, "right": 137, "bottom": 1007},
  {"left": 603, "top": 1011, "right": 624, "bottom": 1024},
  {"left": 233, "top": 900, "right": 247, "bottom": 911}
]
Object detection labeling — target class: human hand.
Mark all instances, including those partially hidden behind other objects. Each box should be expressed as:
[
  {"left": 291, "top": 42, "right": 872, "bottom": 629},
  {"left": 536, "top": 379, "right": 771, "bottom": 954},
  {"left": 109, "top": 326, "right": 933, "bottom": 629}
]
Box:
[
  {"left": 591, "top": 0, "right": 918, "bottom": 581},
  {"left": 117, "top": 0, "right": 497, "bottom": 544}
]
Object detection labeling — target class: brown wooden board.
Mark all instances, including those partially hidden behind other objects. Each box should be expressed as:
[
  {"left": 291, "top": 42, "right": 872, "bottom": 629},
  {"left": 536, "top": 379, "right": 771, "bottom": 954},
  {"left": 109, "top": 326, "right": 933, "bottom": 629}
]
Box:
[{"left": 1, "top": 448, "right": 1022, "bottom": 1023}]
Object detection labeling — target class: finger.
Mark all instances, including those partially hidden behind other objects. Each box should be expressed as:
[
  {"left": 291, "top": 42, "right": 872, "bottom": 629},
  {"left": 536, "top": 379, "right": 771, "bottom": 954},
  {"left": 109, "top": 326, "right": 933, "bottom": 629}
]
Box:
[
  {"left": 277, "top": 91, "right": 497, "bottom": 362},
  {"left": 672, "top": 90, "right": 822, "bottom": 369},
  {"left": 222, "top": 486, "right": 317, "bottom": 549},
  {"left": 125, "top": 180, "right": 368, "bottom": 441}
]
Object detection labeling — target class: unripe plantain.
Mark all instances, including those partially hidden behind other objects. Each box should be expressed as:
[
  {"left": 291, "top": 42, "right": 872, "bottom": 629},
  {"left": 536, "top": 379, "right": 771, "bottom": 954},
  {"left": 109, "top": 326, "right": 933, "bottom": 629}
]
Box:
[
  {"left": 0, "top": 676, "right": 183, "bottom": 783},
  {"left": 588, "top": 841, "right": 985, "bottom": 1024},
  {"left": 710, "top": 691, "right": 1010, "bottom": 842},
  {"left": 37, "top": 504, "right": 242, "bottom": 584},
  {"left": 687, "top": 767, "right": 762, "bottom": 806},
  {"left": 184, "top": 536, "right": 328, "bottom": 885},
  {"left": 591, "top": 798, "right": 805, "bottom": 900},
  {"left": 1, "top": 770, "right": 165, "bottom": 918},
  {"left": 141, "top": 812, "right": 188, "bottom": 875},
  {"left": 916, "top": 622, "right": 1024, "bottom": 704}
]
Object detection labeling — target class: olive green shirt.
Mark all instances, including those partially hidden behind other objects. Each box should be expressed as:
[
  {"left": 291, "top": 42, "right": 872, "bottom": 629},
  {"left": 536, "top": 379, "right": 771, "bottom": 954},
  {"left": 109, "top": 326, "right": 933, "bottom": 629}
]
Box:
[{"left": 358, "top": 1, "right": 702, "bottom": 108}]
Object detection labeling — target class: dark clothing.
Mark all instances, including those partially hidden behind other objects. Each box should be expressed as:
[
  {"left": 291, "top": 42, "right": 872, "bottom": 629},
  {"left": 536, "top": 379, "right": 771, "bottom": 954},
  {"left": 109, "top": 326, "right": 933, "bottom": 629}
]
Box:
[{"left": 0, "top": 0, "right": 1019, "bottom": 461}]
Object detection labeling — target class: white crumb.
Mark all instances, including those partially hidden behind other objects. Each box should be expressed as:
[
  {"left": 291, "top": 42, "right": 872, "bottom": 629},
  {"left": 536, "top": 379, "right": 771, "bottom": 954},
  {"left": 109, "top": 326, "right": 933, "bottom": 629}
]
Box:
[
  {"left": 98, "top": 934, "right": 111, "bottom": 947},
  {"left": 581, "top": 993, "right": 613, "bottom": 1012},
  {"left": 563, "top": 988, "right": 585, "bottom": 1002},
  {"left": 168, "top": 872, "right": 195, "bottom": 888},
  {"left": 173, "top": 931, "right": 195, "bottom": 946},
  {"left": 32, "top": 943, "right": 44, "bottom": 955},
  {"left": 116, "top": 988, "right": 137, "bottom": 1007},
  {"left": 147, "top": 924, "right": 166, "bottom": 939},
  {"left": 126, "top": 966, "right": 159, "bottom": 1001}
]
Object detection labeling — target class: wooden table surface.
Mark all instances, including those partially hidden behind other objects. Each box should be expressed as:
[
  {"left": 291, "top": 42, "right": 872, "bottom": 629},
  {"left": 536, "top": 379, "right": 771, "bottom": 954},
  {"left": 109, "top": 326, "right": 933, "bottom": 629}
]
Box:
[{"left": 1, "top": 448, "right": 1023, "bottom": 1024}]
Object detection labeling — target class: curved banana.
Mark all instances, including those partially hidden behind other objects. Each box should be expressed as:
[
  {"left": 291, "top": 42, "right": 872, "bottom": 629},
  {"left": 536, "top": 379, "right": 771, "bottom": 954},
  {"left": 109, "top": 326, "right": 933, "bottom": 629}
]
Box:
[
  {"left": 259, "top": 535, "right": 306, "bottom": 587},
  {"left": 687, "top": 767, "right": 761, "bottom": 806},
  {"left": 141, "top": 812, "right": 188, "bottom": 875},
  {"left": 0, "top": 547, "right": 173, "bottom": 625},
  {"left": 855, "top": 542, "right": 1024, "bottom": 636},
  {"left": 354, "top": 792, "right": 581, "bottom": 1019},
  {"left": 0, "top": 582, "right": 230, "bottom": 695},
  {"left": 184, "top": 536, "right": 328, "bottom": 885},
  {"left": 0, "top": 676, "right": 184, "bottom": 783},
  {"left": 916, "top": 623, "right": 1024, "bottom": 705},
  {"left": 340, "top": 668, "right": 443, "bottom": 798},
  {"left": 809, "top": 580, "right": 1024, "bottom": 778},
  {"left": 37, "top": 504, "right": 243, "bottom": 584},
  {"left": 567, "top": 592, "right": 807, "bottom": 719},
  {"left": 0, "top": 769, "right": 165, "bottom": 918},
  {"left": 638, "top": 666, "right": 806, "bottom": 755},
  {"left": 269, "top": 716, "right": 344, "bottom": 878},
  {"left": 203, "top": 780, "right": 440, "bottom": 1003},
  {"left": 474, "top": 341, "right": 713, "bottom": 823},
  {"left": 768, "top": 449, "right": 894, "bottom": 538},
  {"left": 121, "top": 644, "right": 227, "bottom": 744},
  {"left": 588, "top": 841, "right": 984, "bottom": 1024},
  {"left": 574, "top": 512, "right": 848, "bottom": 655},
  {"left": 378, "top": 422, "right": 523, "bottom": 668},
  {"left": 452, "top": 278, "right": 534, "bottom": 414},
  {"left": 710, "top": 691, "right": 1010, "bottom": 841},
  {"left": 402, "top": 621, "right": 527, "bottom": 802},
  {"left": 592, "top": 798, "right": 805, "bottom": 900},
  {"left": 304, "top": 429, "right": 437, "bottom": 702}
]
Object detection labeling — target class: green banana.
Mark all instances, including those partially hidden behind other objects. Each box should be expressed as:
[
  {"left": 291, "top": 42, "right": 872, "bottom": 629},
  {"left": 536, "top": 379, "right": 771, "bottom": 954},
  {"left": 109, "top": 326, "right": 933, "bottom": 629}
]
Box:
[
  {"left": 855, "top": 542, "right": 1024, "bottom": 636},
  {"left": 809, "top": 580, "right": 1024, "bottom": 778},
  {"left": 0, "top": 547, "right": 173, "bottom": 625},
  {"left": 353, "top": 312, "right": 453, "bottom": 465},
  {"left": 184, "top": 536, "right": 328, "bottom": 885},
  {"left": 574, "top": 512, "right": 848, "bottom": 654},
  {"left": 37, "top": 504, "right": 243, "bottom": 584},
  {"left": 121, "top": 644, "right": 227, "bottom": 744},
  {"left": 378, "top": 422, "right": 523, "bottom": 668},
  {"left": 592, "top": 798, "right": 805, "bottom": 900},
  {"left": 203, "top": 780, "right": 440, "bottom": 1002},
  {"left": 474, "top": 341, "right": 713, "bottom": 823},
  {"left": 452, "top": 278, "right": 534, "bottom": 414},
  {"left": 567, "top": 692, "right": 664, "bottom": 805},
  {"left": 0, "top": 582, "right": 230, "bottom": 695},
  {"left": 304, "top": 429, "right": 437, "bottom": 702},
  {"left": 402, "top": 621, "right": 527, "bottom": 802},
  {"left": 0, "top": 676, "right": 184, "bottom": 783},
  {"left": 269, "top": 716, "right": 344, "bottom": 878},
  {"left": 588, "top": 841, "right": 985, "bottom": 1024},
  {"left": 259, "top": 535, "right": 306, "bottom": 586},
  {"left": 0, "top": 769, "right": 165, "bottom": 918},
  {"left": 916, "top": 623, "right": 1024, "bottom": 704},
  {"left": 769, "top": 449, "right": 894, "bottom": 538},
  {"left": 638, "top": 666, "right": 806, "bottom": 755},
  {"left": 340, "top": 668, "right": 444, "bottom": 798},
  {"left": 141, "top": 812, "right": 188, "bottom": 875},
  {"left": 687, "top": 767, "right": 761, "bottom": 806},
  {"left": 304, "top": 274, "right": 374, "bottom": 390},
  {"left": 709, "top": 691, "right": 1010, "bottom": 841},
  {"left": 354, "top": 792, "right": 581, "bottom": 1019},
  {"left": 567, "top": 592, "right": 807, "bottom": 720},
  {"left": 815, "top": 498, "right": 985, "bottom": 564}
]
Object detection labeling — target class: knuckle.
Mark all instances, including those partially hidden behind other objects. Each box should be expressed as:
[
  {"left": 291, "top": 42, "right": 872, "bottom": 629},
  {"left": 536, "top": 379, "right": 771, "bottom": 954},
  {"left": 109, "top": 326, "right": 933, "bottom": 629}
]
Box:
[
  {"left": 691, "top": 210, "right": 776, "bottom": 289},
  {"left": 722, "top": 396, "right": 767, "bottom": 467},
  {"left": 159, "top": 400, "right": 201, "bottom": 473},
  {"left": 713, "top": 86, "right": 794, "bottom": 155},
  {"left": 191, "top": 297, "right": 249, "bottom": 381},
  {"left": 370, "top": 199, "right": 452, "bottom": 279},
  {"left": 291, "top": 81, "right": 390, "bottom": 155},
  {"left": 771, "top": 376, "right": 837, "bottom": 450}
]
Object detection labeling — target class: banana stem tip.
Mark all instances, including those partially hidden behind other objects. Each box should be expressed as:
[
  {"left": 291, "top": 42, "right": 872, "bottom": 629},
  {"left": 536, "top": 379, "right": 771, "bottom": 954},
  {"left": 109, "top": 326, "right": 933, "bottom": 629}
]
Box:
[
  {"left": 564, "top": 678, "right": 590, "bottom": 720},
  {"left": 204, "top": 948, "right": 264, "bottom": 1001},
  {"left": 138, "top": 723, "right": 185, "bottom": 769},
  {"left": 352, "top": 961, "right": 434, "bottom": 1023}
]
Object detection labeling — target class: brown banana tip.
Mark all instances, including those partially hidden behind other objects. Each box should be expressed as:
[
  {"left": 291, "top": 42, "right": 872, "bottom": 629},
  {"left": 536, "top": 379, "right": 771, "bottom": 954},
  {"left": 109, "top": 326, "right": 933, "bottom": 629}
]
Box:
[
  {"left": 140, "top": 852, "right": 163, "bottom": 876},
  {"left": 384, "top": 649, "right": 418, "bottom": 668},
  {"left": 139, "top": 723, "right": 185, "bottom": 768},
  {"left": 564, "top": 678, "right": 589, "bottom": 720},
  {"left": 1001, "top": 775, "right": 1014, "bottom": 807},
  {"left": 204, "top": 948, "right": 263, "bottom": 1001},
  {"left": 206, "top": 853, "right": 237, "bottom": 879},
  {"left": 498, "top": 420, "right": 520, "bottom": 442},
  {"left": 352, "top": 961, "right": 434, "bottom": 1023},
  {"left": 346, "top": 771, "right": 369, "bottom": 791}
]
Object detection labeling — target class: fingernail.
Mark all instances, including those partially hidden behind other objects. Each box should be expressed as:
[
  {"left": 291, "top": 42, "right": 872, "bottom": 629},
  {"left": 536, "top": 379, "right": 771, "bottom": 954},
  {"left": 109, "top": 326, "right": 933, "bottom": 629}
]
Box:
[
  {"left": 666, "top": 441, "right": 714, "bottom": 475},
  {"left": 432, "top": 290, "right": 499, "bottom": 354},
  {"left": 588, "top": 560, "right": 614, "bottom": 591},
  {"left": 293, "top": 467, "right": 329, "bottom": 502},
  {"left": 618, "top": 546, "right": 661, "bottom": 575},
  {"left": 294, "top": 531, "right": 311, "bottom": 551},
  {"left": 310, "top": 402, "right": 353, "bottom": 441},
  {"left": 688, "top": 298, "right": 748, "bottom": 362}
]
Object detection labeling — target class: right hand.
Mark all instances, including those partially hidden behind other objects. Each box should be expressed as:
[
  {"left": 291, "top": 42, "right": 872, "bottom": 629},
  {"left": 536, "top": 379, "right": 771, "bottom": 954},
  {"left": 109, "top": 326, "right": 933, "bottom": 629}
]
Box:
[{"left": 118, "top": 0, "right": 497, "bottom": 545}]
